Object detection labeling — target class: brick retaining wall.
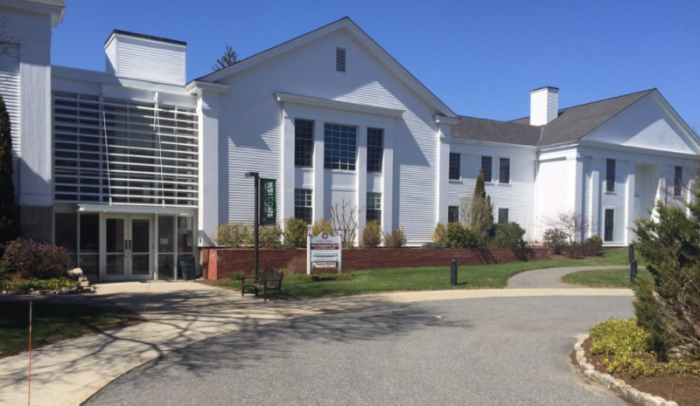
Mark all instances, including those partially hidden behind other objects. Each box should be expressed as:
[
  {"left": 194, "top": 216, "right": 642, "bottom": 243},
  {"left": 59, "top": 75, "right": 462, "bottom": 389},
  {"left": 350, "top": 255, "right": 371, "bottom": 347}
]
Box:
[{"left": 201, "top": 247, "right": 549, "bottom": 280}]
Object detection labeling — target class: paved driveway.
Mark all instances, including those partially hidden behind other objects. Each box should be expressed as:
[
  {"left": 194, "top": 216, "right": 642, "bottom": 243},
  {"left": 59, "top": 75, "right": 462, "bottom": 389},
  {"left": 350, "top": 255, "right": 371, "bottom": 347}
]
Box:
[
  {"left": 85, "top": 296, "right": 632, "bottom": 406},
  {"left": 507, "top": 266, "right": 631, "bottom": 289}
]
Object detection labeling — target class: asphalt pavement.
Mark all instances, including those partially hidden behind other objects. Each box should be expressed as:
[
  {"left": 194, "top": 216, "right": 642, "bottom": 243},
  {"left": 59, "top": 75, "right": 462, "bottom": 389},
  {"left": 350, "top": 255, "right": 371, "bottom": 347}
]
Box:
[{"left": 85, "top": 296, "right": 633, "bottom": 406}]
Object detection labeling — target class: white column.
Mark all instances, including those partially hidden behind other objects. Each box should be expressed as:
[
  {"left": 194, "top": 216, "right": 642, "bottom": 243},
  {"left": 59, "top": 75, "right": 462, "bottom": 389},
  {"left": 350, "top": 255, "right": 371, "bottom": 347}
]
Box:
[
  {"left": 19, "top": 16, "right": 53, "bottom": 207},
  {"left": 625, "top": 161, "right": 636, "bottom": 244},
  {"left": 312, "top": 121, "right": 325, "bottom": 221},
  {"left": 590, "top": 158, "right": 601, "bottom": 238},
  {"left": 434, "top": 117, "right": 458, "bottom": 225},
  {"left": 571, "top": 152, "right": 584, "bottom": 241},
  {"left": 356, "top": 125, "right": 368, "bottom": 236},
  {"left": 281, "top": 109, "right": 295, "bottom": 222},
  {"left": 195, "top": 90, "right": 222, "bottom": 246},
  {"left": 381, "top": 127, "right": 394, "bottom": 232}
]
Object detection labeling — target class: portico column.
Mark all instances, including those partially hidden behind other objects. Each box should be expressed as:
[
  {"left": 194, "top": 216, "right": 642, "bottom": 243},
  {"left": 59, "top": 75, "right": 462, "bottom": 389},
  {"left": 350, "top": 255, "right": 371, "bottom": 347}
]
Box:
[
  {"left": 312, "top": 121, "right": 325, "bottom": 221},
  {"left": 590, "top": 158, "right": 601, "bottom": 238},
  {"left": 281, "top": 109, "right": 296, "bottom": 222},
  {"left": 434, "top": 116, "right": 459, "bottom": 225},
  {"left": 381, "top": 127, "right": 394, "bottom": 232},
  {"left": 356, "top": 125, "right": 368, "bottom": 240},
  {"left": 625, "top": 161, "right": 636, "bottom": 244}
]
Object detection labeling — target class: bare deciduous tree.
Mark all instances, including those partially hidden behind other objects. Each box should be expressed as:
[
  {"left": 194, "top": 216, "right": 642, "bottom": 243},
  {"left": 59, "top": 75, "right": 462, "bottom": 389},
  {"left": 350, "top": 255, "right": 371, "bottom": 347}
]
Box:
[
  {"left": 330, "top": 199, "right": 361, "bottom": 247},
  {"left": 543, "top": 210, "right": 591, "bottom": 243}
]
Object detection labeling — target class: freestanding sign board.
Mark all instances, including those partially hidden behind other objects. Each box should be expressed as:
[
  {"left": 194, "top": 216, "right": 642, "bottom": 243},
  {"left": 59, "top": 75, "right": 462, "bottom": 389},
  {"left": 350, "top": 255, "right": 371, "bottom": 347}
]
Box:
[
  {"left": 259, "top": 179, "right": 276, "bottom": 225},
  {"left": 307, "top": 232, "right": 342, "bottom": 274}
]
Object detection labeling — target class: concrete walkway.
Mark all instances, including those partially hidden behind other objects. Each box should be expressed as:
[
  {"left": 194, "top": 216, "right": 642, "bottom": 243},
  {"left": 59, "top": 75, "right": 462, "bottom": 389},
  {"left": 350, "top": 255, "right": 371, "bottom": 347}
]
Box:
[
  {"left": 507, "top": 265, "right": 632, "bottom": 289},
  {"left": 0, "top": 281, "right": 633, "bottom": 406}
]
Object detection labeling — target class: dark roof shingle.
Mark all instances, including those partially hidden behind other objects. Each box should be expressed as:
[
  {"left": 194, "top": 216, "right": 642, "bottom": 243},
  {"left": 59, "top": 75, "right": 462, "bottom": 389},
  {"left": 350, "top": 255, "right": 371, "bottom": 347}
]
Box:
[
  {"left": 510, "top": 89, "right": 655, "bottom": 146},
  {"left": 452, "top": 116, "right": 541, "bottom": 146}
]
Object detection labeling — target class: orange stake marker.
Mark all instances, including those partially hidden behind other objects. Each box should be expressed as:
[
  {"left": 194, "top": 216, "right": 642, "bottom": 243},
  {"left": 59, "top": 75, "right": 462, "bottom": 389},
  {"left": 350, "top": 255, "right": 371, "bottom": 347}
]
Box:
[{"left": 28, "top": 301, "right": 32, "bottom": 406}]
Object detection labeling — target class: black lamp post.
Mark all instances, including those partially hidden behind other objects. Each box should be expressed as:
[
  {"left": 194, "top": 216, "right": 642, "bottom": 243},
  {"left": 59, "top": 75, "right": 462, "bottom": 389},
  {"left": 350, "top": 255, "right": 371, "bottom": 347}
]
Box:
[{"left": 245, "top": 172, "right": 260, "bottom": 277}]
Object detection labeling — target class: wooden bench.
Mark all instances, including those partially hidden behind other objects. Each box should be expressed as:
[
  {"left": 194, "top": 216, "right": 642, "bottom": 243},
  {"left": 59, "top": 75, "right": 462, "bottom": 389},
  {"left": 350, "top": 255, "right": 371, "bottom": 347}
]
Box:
[{"left": 241, "top": 268, "right": 284, "bottom": 301}]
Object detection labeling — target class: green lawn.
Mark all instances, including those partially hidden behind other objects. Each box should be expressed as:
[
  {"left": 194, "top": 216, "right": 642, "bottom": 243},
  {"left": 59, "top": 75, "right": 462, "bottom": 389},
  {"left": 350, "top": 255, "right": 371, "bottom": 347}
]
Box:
[
  {"left": 221, "top": 248, "right": 634, "bottom": 298},
  {"left": 0, "top": 301, "right": 143, "bottom": 358},
  {"left": 561, "top": 268, "right": 653, "bottom": 288}
]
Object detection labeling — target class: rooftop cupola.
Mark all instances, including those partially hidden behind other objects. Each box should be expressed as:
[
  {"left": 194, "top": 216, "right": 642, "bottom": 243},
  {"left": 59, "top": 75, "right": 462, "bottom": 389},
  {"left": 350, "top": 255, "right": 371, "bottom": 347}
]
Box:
[
  {"left": 105, "top": 30, "right": 186, "bottom": 86},
  {"left": 530, "top": 86, "right": 559, "bottom": 126}
]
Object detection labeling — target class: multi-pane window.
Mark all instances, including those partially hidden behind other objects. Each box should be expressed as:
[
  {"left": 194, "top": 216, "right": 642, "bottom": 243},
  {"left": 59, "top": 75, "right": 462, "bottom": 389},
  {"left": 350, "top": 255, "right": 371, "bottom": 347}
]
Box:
[
  {"left": 448, "top": 206, "right": 459, "bottom": 223},
  {"left": 294, "top": 189, "right": 313, "bottom": 224},
  {"left": 324, "top": 124, "right": 357, "bottom": 170},
  {"left": 294, "top": 119, "right": 314, "bottom": 167},
  {"left": 367, "top": 128, "right": 384, "bottom": 172},
  {"left": 499, "top": 158, "right": 510, "bottom": 184},
  {"left": 481, "top": 156, "right": 492, "bottom": 182},
  {"left": 366, "top": 192, "right": 382, "bottom": 225},
  {"left": 449, "top": 153, "right": 460, "bottom": 180},
  {"left": 336, "top": 47, "right": 346, "bottom": 72},
  {"left": 498, "top": 208, "right": 509, "bottom": 224},
  {"left": 604, "top": 209, "right": 614, "bottom": 242},
  {"left": 674, "top": 166, "right": 683, "bottom": 198},
  {"left": 606, "top": 159, "right": 616, "bottom": 192}
]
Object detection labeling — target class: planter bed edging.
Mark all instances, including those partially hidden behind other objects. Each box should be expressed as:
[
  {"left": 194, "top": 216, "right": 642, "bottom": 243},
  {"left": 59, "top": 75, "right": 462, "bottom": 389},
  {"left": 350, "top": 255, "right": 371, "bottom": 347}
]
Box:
[{"left": 573, "top": 335, "right": 679, "bottom": 406}]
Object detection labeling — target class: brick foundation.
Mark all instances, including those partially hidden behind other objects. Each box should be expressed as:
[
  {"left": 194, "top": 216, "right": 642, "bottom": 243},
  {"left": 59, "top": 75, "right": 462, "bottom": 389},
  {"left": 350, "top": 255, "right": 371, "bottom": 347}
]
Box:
[{"left": 202, "top": 247, "right": 549, "bottom": 280}]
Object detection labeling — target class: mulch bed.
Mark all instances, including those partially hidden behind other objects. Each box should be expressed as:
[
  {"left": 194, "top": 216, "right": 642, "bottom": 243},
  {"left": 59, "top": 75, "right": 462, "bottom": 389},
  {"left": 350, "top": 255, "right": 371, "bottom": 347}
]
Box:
[{"left": 582, "top": 338, "right": 700, "bottom": 406}]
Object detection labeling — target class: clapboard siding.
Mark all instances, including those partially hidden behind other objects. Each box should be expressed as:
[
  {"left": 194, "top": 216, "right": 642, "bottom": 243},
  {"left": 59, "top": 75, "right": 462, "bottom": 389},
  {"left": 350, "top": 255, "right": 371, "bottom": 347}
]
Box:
[
  {"left": 0, "top": 44, "right": 21, "bottom": 198},
  {"left": 216, "top": 29, "right": 441, "bottom": 245},
  {"left": 534, "top": 156, "right": 570, "bottom": 238},
  {"left": 448, "top": 147, "right": 536, "bottom": 239},
  {"left": 109, "top": 36, "right": 186, "bottom": 86}
]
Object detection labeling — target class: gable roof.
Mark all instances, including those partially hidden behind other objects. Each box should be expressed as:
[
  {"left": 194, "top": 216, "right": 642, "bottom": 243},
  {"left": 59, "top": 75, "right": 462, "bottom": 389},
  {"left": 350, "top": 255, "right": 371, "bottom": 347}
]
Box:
[
  {"left": 193, "top": 17, "right": 457, "bottom": 118},
  {"left": 452, "top": 116, "right": 541, "bottom": 146},
  {"left": 511, "top": 89, "right": 655, "bottom": 146}
]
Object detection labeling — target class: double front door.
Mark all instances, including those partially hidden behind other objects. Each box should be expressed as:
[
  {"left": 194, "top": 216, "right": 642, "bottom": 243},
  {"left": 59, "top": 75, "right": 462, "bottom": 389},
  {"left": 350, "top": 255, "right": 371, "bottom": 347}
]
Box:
[{"left": 102, "top": 214, "right": 153, "bottom": 280}]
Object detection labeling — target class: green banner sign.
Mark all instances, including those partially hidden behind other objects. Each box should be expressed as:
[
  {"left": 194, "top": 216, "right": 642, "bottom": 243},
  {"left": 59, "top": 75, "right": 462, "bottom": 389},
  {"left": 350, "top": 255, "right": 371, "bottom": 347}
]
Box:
[{"left": 260, "top": 178, "right": 276, "bottom": 225}]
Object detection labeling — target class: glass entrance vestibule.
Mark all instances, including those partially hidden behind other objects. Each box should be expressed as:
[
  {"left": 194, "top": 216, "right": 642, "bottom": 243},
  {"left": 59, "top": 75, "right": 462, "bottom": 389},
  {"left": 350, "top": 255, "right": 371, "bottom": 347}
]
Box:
[{"left": 54, "top": 205, "right": 198, "bottom": 281}]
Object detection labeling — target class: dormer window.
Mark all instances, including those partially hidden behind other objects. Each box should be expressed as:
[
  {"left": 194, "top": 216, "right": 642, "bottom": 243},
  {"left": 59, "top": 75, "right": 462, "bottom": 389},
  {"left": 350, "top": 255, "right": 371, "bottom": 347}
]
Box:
[{"left": 336, "top": 47, "right": 346, "bottom": 72}]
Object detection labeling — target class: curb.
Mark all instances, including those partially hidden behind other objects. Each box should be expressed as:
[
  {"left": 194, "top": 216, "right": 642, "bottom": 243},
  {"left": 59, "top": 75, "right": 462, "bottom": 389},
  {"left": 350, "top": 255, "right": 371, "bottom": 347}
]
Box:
[{"left": 574, "top": 335, "right": 679, "bottom": 406}]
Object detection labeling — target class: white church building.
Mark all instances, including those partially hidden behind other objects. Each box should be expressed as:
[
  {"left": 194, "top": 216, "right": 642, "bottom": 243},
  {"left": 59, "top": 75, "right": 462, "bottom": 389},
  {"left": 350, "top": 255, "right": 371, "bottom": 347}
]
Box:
[{"left": 1, "top": 0, "right": 698, "bottom": 280}]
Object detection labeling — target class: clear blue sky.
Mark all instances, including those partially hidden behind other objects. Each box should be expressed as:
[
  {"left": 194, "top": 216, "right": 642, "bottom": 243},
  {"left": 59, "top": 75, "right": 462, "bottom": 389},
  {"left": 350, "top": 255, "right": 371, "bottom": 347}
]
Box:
[{"left": 54, "top": 0, "right": 700, "bottom": 128}]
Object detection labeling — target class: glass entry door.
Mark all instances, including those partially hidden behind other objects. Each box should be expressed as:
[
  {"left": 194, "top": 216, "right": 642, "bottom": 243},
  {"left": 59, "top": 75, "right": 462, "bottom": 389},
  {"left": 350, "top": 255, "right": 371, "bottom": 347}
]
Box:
[{"left": 102, "top": 214, "right": 153, "bottom": 280}]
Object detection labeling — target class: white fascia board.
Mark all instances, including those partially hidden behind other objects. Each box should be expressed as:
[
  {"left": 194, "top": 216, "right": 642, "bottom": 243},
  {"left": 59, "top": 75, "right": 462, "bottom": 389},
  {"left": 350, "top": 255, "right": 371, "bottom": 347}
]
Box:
[
  {"left": 77, "top": 204, "right": 195, "bottom": 216},
  {"left": 648, "top": 90, "right": 700, "bottom": 152},
  {"left": 196, "top": 18, "right": 457, "bottom": 118},
  {"left": 0, "top": 0, "right": 65, "bottom": 27},
  {"left": 577, "top": 140, "right": 699, "bottom": 160},
  {"left": 275, "top": 92, "right": 405, "bottom": 118},
  {"left": 185, "top": 80, "right": 230, "bottom": 96},
  {"left": 434, "top": 116, "right": 459, "bottom": 126},
  {"left": 450, "top": 137, "right": 538, "bottom": 152},
  {"left": 52, "top": 66, "right": 194, "bottom": 97}
]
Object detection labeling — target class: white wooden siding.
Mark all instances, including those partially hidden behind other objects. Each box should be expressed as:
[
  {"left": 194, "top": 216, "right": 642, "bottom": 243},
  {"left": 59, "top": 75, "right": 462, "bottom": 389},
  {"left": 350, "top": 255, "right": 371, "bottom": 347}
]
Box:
[
  {"left": 0, "top": 44, "right": 20, "bottom": 197},
  {"left": 217, "top": 29, "right": 440, "bottom": 244},
  {"left": 107, "top": 36, "right": 186, "bottom": 86},
  {"left": 448, "top": 146, "right": 536, "bottom": 239}
]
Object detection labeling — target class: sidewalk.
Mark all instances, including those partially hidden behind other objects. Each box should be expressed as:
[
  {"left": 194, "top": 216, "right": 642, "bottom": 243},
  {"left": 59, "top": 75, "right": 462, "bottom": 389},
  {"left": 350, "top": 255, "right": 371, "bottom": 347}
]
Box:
[{"left": 0, "top": 281, "right": 633, "bottom": 406}]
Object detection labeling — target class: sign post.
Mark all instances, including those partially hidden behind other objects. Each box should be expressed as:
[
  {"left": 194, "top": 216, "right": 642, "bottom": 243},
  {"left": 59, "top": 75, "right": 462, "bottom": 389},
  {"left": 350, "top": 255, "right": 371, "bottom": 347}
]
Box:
[{"left": 307, "top": 232, "right": 342, "bottom": 274}]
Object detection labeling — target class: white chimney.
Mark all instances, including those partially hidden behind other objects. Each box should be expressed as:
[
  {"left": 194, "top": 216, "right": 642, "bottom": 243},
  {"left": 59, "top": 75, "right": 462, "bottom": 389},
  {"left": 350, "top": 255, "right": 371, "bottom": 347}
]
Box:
[
  {"left": 530, "top": 86, "right": 559, "bottom": 126},
  {"left": 105, "top": 30, "right": 186, "bottom": 86}
]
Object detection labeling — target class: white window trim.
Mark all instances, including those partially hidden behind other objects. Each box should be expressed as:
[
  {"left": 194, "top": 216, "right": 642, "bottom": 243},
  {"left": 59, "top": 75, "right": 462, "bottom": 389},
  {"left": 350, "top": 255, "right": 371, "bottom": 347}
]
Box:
[{"left": 602, "top": 206, "right": 616, "bottom": 243}]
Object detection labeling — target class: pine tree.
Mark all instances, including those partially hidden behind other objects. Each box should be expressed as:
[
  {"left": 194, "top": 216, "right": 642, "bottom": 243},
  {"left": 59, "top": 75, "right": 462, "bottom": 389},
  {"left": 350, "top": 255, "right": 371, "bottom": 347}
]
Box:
[
  {"left": 212, "top": 45, "right": 239, "bottom": 71},
  {"left": 0, "top": 93, "right": 18, "bottom": 246},
  {"left": 470, "top": 170, "right": 494, "bottom": 236}
]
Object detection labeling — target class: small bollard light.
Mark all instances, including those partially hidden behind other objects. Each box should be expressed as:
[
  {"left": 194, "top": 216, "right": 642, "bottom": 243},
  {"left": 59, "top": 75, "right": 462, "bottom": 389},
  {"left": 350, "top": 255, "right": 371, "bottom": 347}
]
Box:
[
  {"left": 450, "top": 258, "right": 458, "bottom": 286},
  {"left": 629, "top": 243, "right": 637, "bottom": 285},
  {"left": 630, "top": 260, "right": 638, "bottom": 285}
]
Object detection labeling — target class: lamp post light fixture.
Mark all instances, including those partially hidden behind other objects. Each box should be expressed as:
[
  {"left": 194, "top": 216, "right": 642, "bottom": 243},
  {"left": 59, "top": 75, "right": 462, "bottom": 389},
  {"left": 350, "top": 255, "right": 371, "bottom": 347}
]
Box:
[{"left": 245, "top": 172, "right": 260, "bottom": 277}]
